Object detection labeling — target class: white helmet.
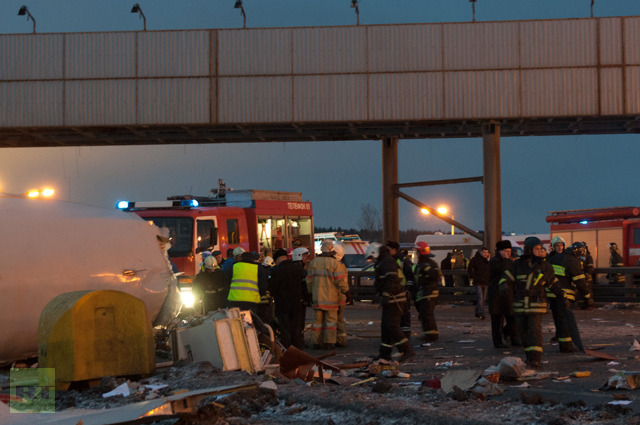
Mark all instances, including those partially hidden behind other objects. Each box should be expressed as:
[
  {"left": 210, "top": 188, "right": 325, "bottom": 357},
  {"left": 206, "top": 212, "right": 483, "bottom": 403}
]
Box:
[
  {"left": 292, "top": 247, "right": 310, "bottom": 262},
  {"left": 204, "top": 255, "right": 217, "bottom": 270},
  {"left": 333, "top": 242, "right": 345, "bottom": 261},
  {"left": 320, "top": 239, "right": 335, "bottom": 253},
  {"left": 233, "top": 246, "right": 245, "bottom": 257},
  {"left": 551, "top": 236, "right": 565, "bottom": 247},
  {"left": 365, "top": 242, "right": 383, "bottom": 260},
  {"left": 262, "top": 256, "right": 275, "bottom": 267}
]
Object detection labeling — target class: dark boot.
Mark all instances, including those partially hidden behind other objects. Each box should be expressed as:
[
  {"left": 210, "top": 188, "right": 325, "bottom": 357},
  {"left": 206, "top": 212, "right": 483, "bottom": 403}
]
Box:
[
  {"left": 559, "top": 341, "right": 578, "bottom": 353},
  {"left": 378, "top": 345, "right": 393, "bottom": 361},
  {"left": 397, "top": 341, "right": 416, "bottom": 363}
]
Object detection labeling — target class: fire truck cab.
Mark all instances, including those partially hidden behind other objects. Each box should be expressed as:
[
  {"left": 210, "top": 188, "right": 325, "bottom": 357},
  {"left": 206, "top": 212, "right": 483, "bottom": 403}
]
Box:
[
  {"left": 117, "top": 189, "right": 314, "bottom": 277},
  {"left": 547, "top": 207, "right": 640, "bottom": 281}
]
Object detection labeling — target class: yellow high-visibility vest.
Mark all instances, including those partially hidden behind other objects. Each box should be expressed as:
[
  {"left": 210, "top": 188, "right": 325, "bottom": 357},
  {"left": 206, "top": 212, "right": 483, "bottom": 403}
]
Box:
[{"left": 228, "top": 262, "right": 260, "bottom": 304}]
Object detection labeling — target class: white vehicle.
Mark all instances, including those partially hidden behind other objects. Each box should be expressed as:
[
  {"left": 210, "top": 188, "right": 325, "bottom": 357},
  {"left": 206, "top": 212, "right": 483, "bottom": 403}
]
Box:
[
  {"left": 337, "top": 239, "right": 371, "bottom": 272},
  {"left": 412, "top": 233, "right": 548, "bottom": 265},
  {"left": 313, "top": 232, "right": 361, "bottom": 255},
  {"left": 413, "top": 234, "right": 484, "bottom": 266},
  {"left": 0, "top": 196, "right": 180, "bottom": 365}
]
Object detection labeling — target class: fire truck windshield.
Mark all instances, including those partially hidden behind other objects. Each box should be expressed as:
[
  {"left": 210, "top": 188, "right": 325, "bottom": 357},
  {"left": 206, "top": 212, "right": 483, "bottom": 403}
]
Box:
[{"left": 146, "top": 217, "right": 193, "bottom": 257}]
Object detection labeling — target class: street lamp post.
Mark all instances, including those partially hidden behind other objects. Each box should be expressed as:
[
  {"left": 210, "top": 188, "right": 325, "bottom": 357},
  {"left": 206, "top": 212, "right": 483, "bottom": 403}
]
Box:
[
  {"left": 437, "top": 206, "right": 455, "bottom": 235},
  {"left": 17, "top": 6, "right": 36, "bottom": 34}
]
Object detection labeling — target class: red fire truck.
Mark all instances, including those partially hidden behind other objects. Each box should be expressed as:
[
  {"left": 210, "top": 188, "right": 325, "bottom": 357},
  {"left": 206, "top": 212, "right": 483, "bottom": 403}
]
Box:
[
  {"left": 546, "top": 207, "right": 640, "bottom": 277},
  {"left": 117, "top": 189, "right": 314, "bottom": 277}
]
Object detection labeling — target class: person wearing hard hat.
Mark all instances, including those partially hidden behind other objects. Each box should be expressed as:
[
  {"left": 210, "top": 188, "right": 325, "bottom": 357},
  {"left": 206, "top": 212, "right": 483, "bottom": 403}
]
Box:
[
  {"left": 227, "top": 250, "right": 268, "bottom": 314},
  {"left": 269, "top": 248, "right": 307, "bottom": 349},
  {"left": 192, "top": 255, "right": 229, "bottom": 315},
  {"left": 222, "top": 246, "right": 247, "bottom": 280},
  {"left": 499, "top": 237, "right": 564, "bottom": 369},
  {"left": 386, "top": 241, "right": 414, "bottom": 339},
  {"left": 546, "top": 236, "right": 592, "bottom": 353},
  {"left": 306, "top": 239, "right": 350, "bottom": 350},
  {"left": 333, "top": 242, "right": 352, "bottom": 348},
  {"left": 366, "top": 242, "right": 415, "bottom": 362},
  {"left": 412, "top": 241, "right": 442, "bottom": 342}
]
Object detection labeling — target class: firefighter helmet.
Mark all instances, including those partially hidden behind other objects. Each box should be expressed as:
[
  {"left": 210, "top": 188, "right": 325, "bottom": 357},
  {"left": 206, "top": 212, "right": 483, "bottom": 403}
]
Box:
[
  {"left": 204, "top": 255, "right": 217, "bottom": 270},
  {"left": 569, "top": 241, "right": 586, "bottom": 255},
  {"left": 610, "top": 242, "right": 618, "bottom": 251},
  {"left": 414, "top": 241, "right": 435, "bottom": 257},
  {"left": 524, "top": 236, "right": 543, "bottom": 255},
  {"left": 333, "top": 242, "right": 345, "bottom": 261},
  {"left": 320, "top": 239, "right": 335, "bottom": 253},
  {"left": 365, "top": 242, "right": 383, "bottom": 260},
  {"left": 292, "top": 247, "right": 310, "bottom": 262},
  {"left": 262, "top": 256, "right": 275, "bottom": 267},
  {"left": 233, "top": 246, "right": 245, "bottom": 257},
  {"left": 551, "top": 235, "right": 565, "bottom": 247}
]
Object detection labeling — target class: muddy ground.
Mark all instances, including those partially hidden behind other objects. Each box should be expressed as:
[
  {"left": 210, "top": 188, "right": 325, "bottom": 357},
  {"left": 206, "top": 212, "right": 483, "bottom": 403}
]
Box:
[{"left": 3, "top": 301, "right": 640, "bottom": 424}]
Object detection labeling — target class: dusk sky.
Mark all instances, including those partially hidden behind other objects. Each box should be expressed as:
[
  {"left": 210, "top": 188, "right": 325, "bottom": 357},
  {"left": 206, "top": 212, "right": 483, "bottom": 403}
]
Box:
[{"left": 1, "top": 0, "right": 640, "bottom": 234}]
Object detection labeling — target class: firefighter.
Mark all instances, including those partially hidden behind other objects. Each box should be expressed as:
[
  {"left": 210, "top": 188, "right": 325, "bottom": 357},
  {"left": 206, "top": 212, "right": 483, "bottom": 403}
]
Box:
[
  {"left": 386, "top": 241, "right": 414, "bottom": 339},
  {"left": 227, "top": 251, "right": 268, "bottom": 314},
  {"left": 608, "top": 242, "right": 625, "bottom": 286},
  {"left": 306, "top": 239, "right": 350, "bottom": 350},
  {"left": 192, "top": 255, "right": 229, "bottom": 315},
  {"left": 569, "top": 242, "right": 595, "bottom": 310},
  {"left": 500, "top": 237, "right": 564, "bottom": 368},
  {"left": 366, "top": 243, "right": 415, "bottom": 362},
  {"left": 269, "top": 248, "right": 307, "bottom": 349},
  {"left": 412, "top": 241, "right": 441, "bottom": 342},
  {"left": 488, "top": 240, "right": 520, "bottom": 348},
  {"left": 547, "top": 236, "right": 593, "bottom": 352},
  {"left": 333, "top": 242, "right": 352, "bottom": 347}
]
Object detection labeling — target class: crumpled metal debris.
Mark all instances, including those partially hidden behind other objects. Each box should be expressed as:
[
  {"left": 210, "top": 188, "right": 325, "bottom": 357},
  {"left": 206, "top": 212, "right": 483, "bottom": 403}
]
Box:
[{"left": 605, "top": 371, "right": 640, "bottom": 390}]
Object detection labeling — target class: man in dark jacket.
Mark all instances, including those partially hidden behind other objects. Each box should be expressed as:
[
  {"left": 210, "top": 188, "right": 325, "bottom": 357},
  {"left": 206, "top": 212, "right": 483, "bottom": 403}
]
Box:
[
  {"left": 500, "top": 237, "right": 564, "bottom": 368},
  {"left": 488, "top": 240, "right": 520, "bottom": 348},
  {"left": 441, "top": 252, "right": 454, "bottom": 287},
  {"left": 468, "top": 247, "right": 490, "bottom": 320},
  {"left": 413, "top": 241, "right": 442, "bottom": 342},
  {"left": 268, "top": 248, "right": 307, "bottom": 349},
  {"left": 367, "top": 243, "right": 415, "bottom": 362}
]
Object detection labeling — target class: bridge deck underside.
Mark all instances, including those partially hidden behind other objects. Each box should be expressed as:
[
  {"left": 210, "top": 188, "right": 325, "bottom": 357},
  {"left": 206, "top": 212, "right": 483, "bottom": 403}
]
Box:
[{"left": 2, "top": 115, "right": 640, "bottom": 148}]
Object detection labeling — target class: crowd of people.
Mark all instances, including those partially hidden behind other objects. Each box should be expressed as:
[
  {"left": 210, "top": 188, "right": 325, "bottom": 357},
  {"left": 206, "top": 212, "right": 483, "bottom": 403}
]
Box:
[{"left": 184, "top": 234, "right": 625, "bottom": 371}]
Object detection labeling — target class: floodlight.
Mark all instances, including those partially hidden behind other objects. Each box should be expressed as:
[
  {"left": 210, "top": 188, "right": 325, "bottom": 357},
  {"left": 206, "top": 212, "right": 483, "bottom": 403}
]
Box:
[
  {"left": 234, "top": 1, "right": 246, "bottom": 29},
  {"left": 351, "top": 0, "right": 359, "bottom": 26},
  {"left": 130, "top": 3, "right": 147, "bottom": 31},
  {"left": 17, "top": 5, "right": 36, "bottom": 33}
]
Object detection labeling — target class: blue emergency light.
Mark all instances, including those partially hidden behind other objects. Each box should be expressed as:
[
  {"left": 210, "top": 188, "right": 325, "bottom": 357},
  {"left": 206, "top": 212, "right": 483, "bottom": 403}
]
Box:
[
  {"left": 116, "top": 201, "right": 131, "bottom": 209},
  {"left": 181, "top": 199, "right": 199, "bottom": 207},
  {"left": 580, "top": 220, "right": 588, "bottom": 225}
]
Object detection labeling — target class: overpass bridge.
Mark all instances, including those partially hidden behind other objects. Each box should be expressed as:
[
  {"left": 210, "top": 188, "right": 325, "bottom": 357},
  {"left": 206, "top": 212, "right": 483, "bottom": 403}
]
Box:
[{"left": 2, "top": 16, "right": 640, "bottom": 249}]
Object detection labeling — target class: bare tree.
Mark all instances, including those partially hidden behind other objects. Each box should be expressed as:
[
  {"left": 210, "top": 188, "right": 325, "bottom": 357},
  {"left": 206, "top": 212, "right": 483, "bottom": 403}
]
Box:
[{"left": 357, "top": 203, "right": 381, "bottom": 236}]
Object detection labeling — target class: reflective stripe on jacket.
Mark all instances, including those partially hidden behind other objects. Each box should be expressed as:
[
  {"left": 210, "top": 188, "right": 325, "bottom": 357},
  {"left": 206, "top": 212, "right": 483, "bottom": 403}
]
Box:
[
  {"left": 306, "top": 255, "right": 349, "bottom": 310},
  {"left": 228, "top": 262, "right": 260, "bottom": 304}
]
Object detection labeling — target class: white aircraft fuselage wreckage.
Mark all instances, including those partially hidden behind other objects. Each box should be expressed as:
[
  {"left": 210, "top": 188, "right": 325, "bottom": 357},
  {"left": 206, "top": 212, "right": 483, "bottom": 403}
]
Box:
[{"left": 0, "top": 196, "right": 181, "bottom": 366}]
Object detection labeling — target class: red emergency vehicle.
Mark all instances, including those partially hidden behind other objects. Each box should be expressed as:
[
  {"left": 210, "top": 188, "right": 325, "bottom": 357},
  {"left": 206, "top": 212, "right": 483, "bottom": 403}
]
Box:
[
  {"left": 117, "top": 189, "right": 314, "bottom": 277},
  {"left": 546, "top": 207, "right": 640, "bottom": 273}
]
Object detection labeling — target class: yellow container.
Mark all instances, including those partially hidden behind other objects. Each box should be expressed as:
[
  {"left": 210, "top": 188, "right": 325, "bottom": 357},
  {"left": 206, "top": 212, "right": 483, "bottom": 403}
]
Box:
[{"left": 38, "top": 290, "right": 155, "bottom": 389}]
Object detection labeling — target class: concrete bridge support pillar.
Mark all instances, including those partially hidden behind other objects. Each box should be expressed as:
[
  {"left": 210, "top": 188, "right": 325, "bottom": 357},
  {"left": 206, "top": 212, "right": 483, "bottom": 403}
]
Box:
[
  {"left": 382, "top": 136, "right": 399, "bottom": 243},
  {"left": 483, "top": 122, "right": 502, "bottom": 255}
]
